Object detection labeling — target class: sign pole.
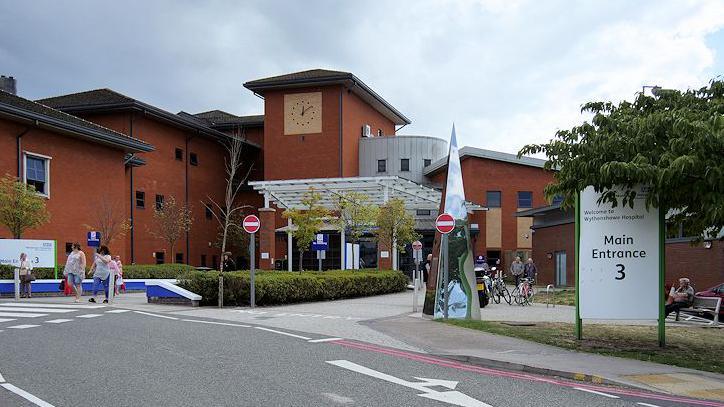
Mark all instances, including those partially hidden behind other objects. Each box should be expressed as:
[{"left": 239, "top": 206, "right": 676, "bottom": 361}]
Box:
[
  {"left": 575, "top": 192, "right": 582, "bottom": 340},
  {"left": 442, "top": 233, "right": 449, "bottom": 320},
  {"left": 413, "top": 261, "right": 419, "bottom": 313},
  {"left": 14, "top": 267, "right": 19, "bottom": 301},
  {"left": 318, "top": 251, "right": 322, "bottom": 272},
  {"left": 658, "top": 208, "right": 666, "bottom": 348},
  {"left": 53, "top": 240, "right": 58, "bottom": 280},
  {"left": 250, "top": 232, "right": 255, "bottom": 308}
]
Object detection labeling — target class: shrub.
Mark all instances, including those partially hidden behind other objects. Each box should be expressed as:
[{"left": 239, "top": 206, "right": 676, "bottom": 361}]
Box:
[
  {"left": 177, "top": 269, "right": 407, "bottom": 306},
  {"left": 0, "top": 263, "right": 195, "bottom": 279}
]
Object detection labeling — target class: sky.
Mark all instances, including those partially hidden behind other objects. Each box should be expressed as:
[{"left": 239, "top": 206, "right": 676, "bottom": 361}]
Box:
[{"left": 1, "top": 0, "right": 723, "bottom": 155}]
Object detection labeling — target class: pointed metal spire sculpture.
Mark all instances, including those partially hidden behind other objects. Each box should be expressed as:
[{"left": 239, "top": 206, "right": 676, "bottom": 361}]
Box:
[{"left": 424, "top": 124, "right": 480, "bottom": 319}]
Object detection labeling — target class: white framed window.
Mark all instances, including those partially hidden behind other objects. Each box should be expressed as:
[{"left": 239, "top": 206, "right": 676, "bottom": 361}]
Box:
[{"left": 23, "top": 152, "right": 51, "bottom": 197}]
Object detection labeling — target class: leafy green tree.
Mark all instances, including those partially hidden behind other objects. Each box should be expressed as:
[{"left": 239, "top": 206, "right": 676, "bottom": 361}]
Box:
[
  {"left": 375, "top": 198, "right": 420, "bottom": 267},
  {"left": 334, "top": 192, "right": 378, "bottom": 269},
  {"left": 283, "top": 189, "right": 330, "bottom": 271},
  {"left": 0, "top": 174, "right": 50, "bottom": 238},
  {"left": 519, "top": 81, "right": 724, "bottom": 239}
]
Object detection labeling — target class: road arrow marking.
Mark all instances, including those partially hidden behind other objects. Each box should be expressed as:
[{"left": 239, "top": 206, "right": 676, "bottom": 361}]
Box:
[{"left": 326, "top": 360, "right": 493, "bottom": 407}]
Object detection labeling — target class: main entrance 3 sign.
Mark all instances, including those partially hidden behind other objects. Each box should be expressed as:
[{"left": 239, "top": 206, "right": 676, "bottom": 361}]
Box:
[{"left": 578, "top": 185, "right": 660, "bottom": 320}]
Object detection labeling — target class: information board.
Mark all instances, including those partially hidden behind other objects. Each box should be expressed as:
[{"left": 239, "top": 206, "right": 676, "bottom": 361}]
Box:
[
  {"left": 578, "top": 185, "right": 660, "bottom": 320},
  {"left": 0, "top": 239, "right": 56, "bottom": 268}
]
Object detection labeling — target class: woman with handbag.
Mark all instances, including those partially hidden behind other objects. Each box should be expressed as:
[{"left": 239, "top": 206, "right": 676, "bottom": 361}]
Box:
[
  {"left": 18, "top": 252, "right": 34, "bottom": 298},
  {"left": 64, "top": 243, "right": 86, "bottom": 303}
]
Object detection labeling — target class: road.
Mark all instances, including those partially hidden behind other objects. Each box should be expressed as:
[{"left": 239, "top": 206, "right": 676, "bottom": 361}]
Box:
[{"left": 0, "top": 301, "right": 719, "bottom": 407}]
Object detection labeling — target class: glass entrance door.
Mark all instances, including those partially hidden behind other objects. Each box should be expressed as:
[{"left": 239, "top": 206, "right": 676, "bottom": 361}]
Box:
[{"left": 554, "top": 251, "right": 567, "bottom": 286}]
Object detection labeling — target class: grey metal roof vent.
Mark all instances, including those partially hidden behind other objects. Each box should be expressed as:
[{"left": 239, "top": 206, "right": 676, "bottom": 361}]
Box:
[{"left": 0, "top": 75, "right": 17, "bottom": 95}]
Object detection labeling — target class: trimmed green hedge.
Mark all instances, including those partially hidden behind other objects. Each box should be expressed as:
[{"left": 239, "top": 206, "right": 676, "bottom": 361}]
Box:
[
  {"left": 0, "top": 263, "right": 195, "bottom": 279},
  {"left": 177, "top": 270, "right": 408, "bottom": 306}
]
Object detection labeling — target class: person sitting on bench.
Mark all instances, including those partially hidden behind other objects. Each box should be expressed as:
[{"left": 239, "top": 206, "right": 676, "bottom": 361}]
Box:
[{"left": 665, "top": 277, "right": 694, "bottom": 317}]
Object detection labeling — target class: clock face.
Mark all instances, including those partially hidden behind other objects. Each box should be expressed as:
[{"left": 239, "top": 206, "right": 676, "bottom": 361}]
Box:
[{"left": 284, "top": 92, "right": 322, "bottom": 135}]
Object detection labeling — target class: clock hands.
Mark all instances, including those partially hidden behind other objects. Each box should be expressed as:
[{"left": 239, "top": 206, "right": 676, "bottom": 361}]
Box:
[{"left": 300, "top": 105, "right": 313, "bottom": 116}]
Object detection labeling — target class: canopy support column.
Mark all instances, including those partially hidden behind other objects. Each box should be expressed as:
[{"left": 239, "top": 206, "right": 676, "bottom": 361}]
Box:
[
  {"left": 287, "top": 217, "right": 293, "bottom": 272},
  {"left": 340, "top": 228, "right": 346, "bottom": 270}
]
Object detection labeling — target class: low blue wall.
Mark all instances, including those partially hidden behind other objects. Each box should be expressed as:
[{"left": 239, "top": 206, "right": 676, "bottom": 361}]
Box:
[{"left": 0, "top": 279, "right": 177, "bottom": 295}]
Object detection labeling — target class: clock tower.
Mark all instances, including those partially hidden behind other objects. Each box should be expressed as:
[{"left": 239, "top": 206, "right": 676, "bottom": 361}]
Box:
[{"left": 244, "top": 69, "right": 410, "bottom": 181}]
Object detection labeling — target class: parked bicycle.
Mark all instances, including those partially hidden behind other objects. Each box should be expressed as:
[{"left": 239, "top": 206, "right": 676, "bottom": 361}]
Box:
[
  {"left": 490, "top": 268, "right": 511, "bottom": 304},
  {"left": 512, "top": 277, "right": 535, "bottom": 306}
]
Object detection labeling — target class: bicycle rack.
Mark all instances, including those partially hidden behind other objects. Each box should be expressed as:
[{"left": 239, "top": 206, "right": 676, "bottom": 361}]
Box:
[{"left": 546, "top": 284, "right": 555, "bottom": 308}]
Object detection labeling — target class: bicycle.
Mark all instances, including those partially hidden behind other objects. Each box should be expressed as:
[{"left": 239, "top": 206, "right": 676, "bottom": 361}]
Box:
[
  {"left": 512, "top": 277, "right": 536, "bottom": 306},
  {"left": 491, "top": 273, "right": 512, "bottom": 304}
]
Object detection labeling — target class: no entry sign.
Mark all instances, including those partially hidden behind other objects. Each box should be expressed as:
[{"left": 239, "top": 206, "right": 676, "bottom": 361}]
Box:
[
  {"left": 435, "top": 213, "right": 455, "bottom": 234},
  {"left": 242, "top": 214, "right": 260, "bottom": 234},
  {"left": 412, "top": 240, "right": 422, "bottom": 251}
]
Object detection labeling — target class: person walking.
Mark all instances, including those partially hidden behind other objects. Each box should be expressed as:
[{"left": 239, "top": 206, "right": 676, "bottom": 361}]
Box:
[
  {"left": 113, "top": 256, "right": 124, "bottom": 295},
  {"left": 64, "top": 243, "right": 86, "bottom": 303},
  {"left": 221, "top": 252, "right": 236, "bottom": 272},
  {"left": 424, "top": 253, "right": 432, "bottom": 284},
  {"left": 18, "top": 252, "right": 34, "bottom": 298},
  {"left": 89, "top": 245, "right": 113, "bottom": 303},
  {"left": 510, "top": 256, "right": 525, "bottom": 288},
  {"left": 524, "top": 258, "right": 538, "bottom": 282}
]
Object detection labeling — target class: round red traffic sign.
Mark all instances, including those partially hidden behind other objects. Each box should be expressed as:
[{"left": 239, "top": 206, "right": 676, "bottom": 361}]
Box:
[
  {"left": 242, "top": 214, "right": 261, "bottom": 234},
  {"left": 435, "top": 213, "right": 455, "bottom": 234},
  {"left": 412, "top": 240, "right": 422, "bottom": 251}
]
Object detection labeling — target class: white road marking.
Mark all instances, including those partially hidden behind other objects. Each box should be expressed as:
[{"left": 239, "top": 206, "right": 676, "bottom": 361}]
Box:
[
  {"left": 327, "top": 360, "right": 493, "bottom": 407},
  {"left": 0, "top": 302, "right": 104, "bottom": 309},
  {"left": 104, "top": 309, "right": 131, "bottom": 313},
  {"left": 321, "top": 392, "right": 354, "bottom": 404},
  {"left": 495, "top": 350, "right": 517, "bottom": 354},
  {"left": 1, "top": 383, "right": 56, "bottom": 407},
  {"left": 7, "top": 324, "right": 40, "bottom": 329},
  {"left": 573, "top": 387, "right": 620, "bottom": 399},
  {"left": 0, "top": 312, "right": 47, "bottom": 318},
  {"left": 181, "top": 319, "right": 251, "bottom": 327},
  {"left": 636, "top": 403, "right": 661, "bottom": 407},
  {"left": 45, "top": 319, "right": 73, "bottom": 324},
  {"left": 76, "top": 314, "right": 102, "bottom": 318},
  {"left": 254, "top": 326, "right": 311, "bottom": 340},
  {"left": 133, "top": 311, "right": 178, "bottom": 320},
  {"left": 308, "top": 337, "right": 343, "bottom": 343},
  {"left": 0, "top": 372, "right": 4, "bottom": 382},
  {"left": 0, "top": 318, "right": 17, "bottom": 323},
  {"left": 0, "top": 307, "right": 74, "bottom": 314}
]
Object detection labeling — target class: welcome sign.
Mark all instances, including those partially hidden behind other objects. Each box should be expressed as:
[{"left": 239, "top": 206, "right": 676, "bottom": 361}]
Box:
[
  {"left": 0, "top": 239, "right": 56, "bottom": 268},
  {"left": 578, "top": 185, "right": 660, "bottom": 320}
]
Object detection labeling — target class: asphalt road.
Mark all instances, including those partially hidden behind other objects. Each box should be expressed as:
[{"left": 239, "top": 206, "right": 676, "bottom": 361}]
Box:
[{"left": 0, "top": 303, "right": 717, "bottom": 407}]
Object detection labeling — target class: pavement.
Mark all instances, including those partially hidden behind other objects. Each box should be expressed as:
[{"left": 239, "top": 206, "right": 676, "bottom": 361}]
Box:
[{"left": 4, "top": 290, "right": 723, "bottom": 406}]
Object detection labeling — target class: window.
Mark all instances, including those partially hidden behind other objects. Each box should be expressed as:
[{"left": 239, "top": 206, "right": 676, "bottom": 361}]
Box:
[
  {"left": 486, "top": 191, "right": 501, "bottom": 208},
  {"left": 136, "top": 191, "right": 145, "bottom": 208},
  {"left": 155, "top": 194, "right": 165, "bottom": 210},
  {"left": 416, "top": 209, "right": 431, "bottom": 216},
  {"left": 400, "top": 159, "right": 410, "bottom": 172},
  {"left": 552, "top": 194, "right": 564, "bottom": 205},
  {"left": 423, "top": 159, "right": 431, "bottom": 167},
  {"left": 24, "top": 154, "right": 50, "bottom": 196},
  {"left": 212, "top": 255, "right": 218, "bottom": 270},
  {"left": 155, "top": 252, "right": 165, "bottom": 265},
  {"left": 377, "top": 159, "right": 386, "bottom": 173},
  {"left": 200, "top": 254, "right": 207, "bottom": 267},
  {"left": 175, "top": 253, "right": 184, "bottom": 264},
  {"left": 517, "top": 191, "right": 533, "bottom": 208},
  {"left": 205, "top": 206, "right": 213, "bottom": 220},
  {"left": 377, "top": 129, "right": 384, "bottom": 137},
  {"left": 190, "top": 153, "right": 198, "bottom": 166},
  {"left": 65, "top": 242, "right": 73, "bottom": 255},
  {"left": 175, "top": 148, "right": 183, "bottom": 161}
]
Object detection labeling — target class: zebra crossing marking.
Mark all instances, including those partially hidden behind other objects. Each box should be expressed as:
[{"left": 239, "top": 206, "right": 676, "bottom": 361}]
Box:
[
  {"left": 0, "top": 302, "right": 105, "bottom": 310},
  {"left": 7, "top": 325, "right": 40, "bottom": 329},
  {"left": 105, "top": 309, "right": 131, "bottom": 314},
  {"left": 76, "top": 314, "right": 102, "bottom": 318},
  {"left": 0, "top": 312, "right": 47, "bottom": 318},
  {"left": 45, "top": 319, "right": 73, "bottom": 324},
  {"left": 0, "top": 307, "right": 75, "bottom": 314},
  {"left": 0, "top": 318, "right": 16, "bottom": 323}
]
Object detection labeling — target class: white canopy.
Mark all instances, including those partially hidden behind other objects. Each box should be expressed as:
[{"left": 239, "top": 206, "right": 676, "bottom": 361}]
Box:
[{"left": 248, "top": 176, "right": 485, "bottom": 212}]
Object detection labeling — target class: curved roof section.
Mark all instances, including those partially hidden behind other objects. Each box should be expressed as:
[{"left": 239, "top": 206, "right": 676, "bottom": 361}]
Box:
[{"left": 243, "top": 69, "right": 411, "bottom": 126}]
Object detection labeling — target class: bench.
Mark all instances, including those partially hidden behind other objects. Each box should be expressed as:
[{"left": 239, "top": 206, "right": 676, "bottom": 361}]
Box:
[{"left": 675, "top": 296, "right": 721, "bottom": 326}]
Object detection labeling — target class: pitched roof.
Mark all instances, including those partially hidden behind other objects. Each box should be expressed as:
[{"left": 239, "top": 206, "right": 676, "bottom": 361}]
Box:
[
  {"left": 243, "top": 69, "right": 411, "bottom": 125},
  {"left": 37, "top": 89, "right": 258, "bottom": 148},
  {"left": 424, "top": 146, "right": 551, "bottom": 176},
  {"left": 0, "top": 90, "right": 153, "bottom": 152},
  {"left": 194, "top": 110, "right": 264, "bottom": 127}
]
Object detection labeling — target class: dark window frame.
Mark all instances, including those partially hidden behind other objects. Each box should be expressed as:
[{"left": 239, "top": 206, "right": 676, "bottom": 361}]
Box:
[
  {"left": 175, "top": 148, "right": 183, "bottom": 161},
  {"left": 400, "top": 158, "right": 410, "bottom": 172},
  {"left": 155, "top": 251, "right": 165, "bottom": 265},
  {"left": 377, "top": 159, "right": 387, "bottom": 173},
  {"left": 175, "top": 252, "right": 184, "bottom": 264},
  {"left": 155, "top": 194, "right": 165, "bottom": 210},
  {"left": 486, "top": 191, "right": 501, "bottom": 208},
  {"left": 517, "top": 191, "right": 533, "bottom": 208},
  {"left": 416, "top": 209, "right": 431, "bottom": 216},
  {"left": 423, "top": 159, "right": 431, "bottom": 167},
  {"left": 136, "top": 191, "right": 145, "bottom": 208},
  {"left": 200, "top": 254, "right": 207, "bottom": 267},
  {"left": 189, "top": 153, "right": 199, "bottom": 166}
]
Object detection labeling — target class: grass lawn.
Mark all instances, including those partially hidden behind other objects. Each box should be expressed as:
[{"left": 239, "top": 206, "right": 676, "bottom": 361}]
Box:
[
  {"left": 532, "top": 288, "right": 576, "bottom": 306},
  {"left": 441, "top": 319, "right": 724, "bottom": 374}
]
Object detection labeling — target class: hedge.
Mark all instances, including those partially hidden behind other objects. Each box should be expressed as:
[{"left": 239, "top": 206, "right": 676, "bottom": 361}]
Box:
[
  {"left": 177, "top": 270, "right": 408, "bottom": 306},
  {"left": 0, "top": 263, "right": 195, "bottom": 279}
]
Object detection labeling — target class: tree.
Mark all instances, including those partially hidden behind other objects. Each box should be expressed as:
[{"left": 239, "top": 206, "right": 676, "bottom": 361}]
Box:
[
  {"left": 519, "top": 80, "right": 724, "bottom": 239},
  {"left": 283, "top": 189, "right": 330, "bottom": 271},
  {"left": 213, "top": 211, "right": 250, "bottom": 265},
  {"left": 202, "top": 131, "right": 252, "bottom": 307},
  {"left": 0, "top": 174, "right": 50, "bottom": 238},
  {"left": 375, "top": 198, "right": 420, "bottom": 266},
  {"left": 334, "top": 192, "right": 378, "bottom": 269},
  {"left": 83, "top": 195, "right": 129, "bottom": 246},
  {"left": 150, "top": 195, "right": 193, "bottom": 260}
]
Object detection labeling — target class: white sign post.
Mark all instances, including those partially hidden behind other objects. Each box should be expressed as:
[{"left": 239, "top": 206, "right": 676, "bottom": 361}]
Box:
[{"left": 576, "top": 185, "right": 664, "bottom": 346}]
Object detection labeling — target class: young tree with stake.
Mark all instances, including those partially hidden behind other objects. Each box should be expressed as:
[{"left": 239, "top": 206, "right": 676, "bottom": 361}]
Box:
[
  {"left": 150, "top": 195, "right": 193, "bottom": 261},
  {"left": 334, "top": 192, "right": 377, "bottom": 270},
  {"left": 375, "top": 198, "right": 420, "bottom": 268},
  {"left": 283, "top": 189, "right": 330, "bottom": 272},
  {"left": 0, "top": 174, "right": 50, "bottom": 238}
]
